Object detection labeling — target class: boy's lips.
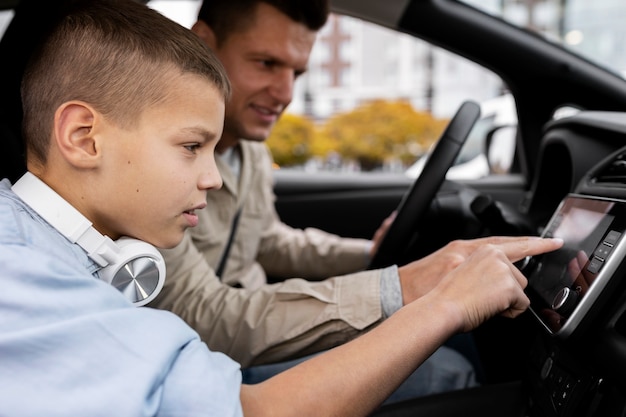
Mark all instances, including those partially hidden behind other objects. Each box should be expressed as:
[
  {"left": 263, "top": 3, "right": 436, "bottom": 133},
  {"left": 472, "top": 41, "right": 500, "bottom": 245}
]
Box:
[
  {"left": 183, "top": 203, "right": 206, "bottom": 228},
  {"left": 183, "top": 211, "right": 199, "bottom": 227}
]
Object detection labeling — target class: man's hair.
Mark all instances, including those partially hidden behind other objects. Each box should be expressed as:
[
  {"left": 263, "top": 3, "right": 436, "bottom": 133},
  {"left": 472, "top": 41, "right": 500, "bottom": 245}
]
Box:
[
  {"left": 21, "top": 0, "right": 231, "bottom": 167},
  {"left": 198, "top": 0, "right": 329, "bottom": 46}
]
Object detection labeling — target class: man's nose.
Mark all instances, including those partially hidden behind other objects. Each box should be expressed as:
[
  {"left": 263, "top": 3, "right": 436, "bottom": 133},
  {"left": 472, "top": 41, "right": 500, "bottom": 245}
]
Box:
[{"left": 269, "top": 69, "right": 295, "bottom": 105}]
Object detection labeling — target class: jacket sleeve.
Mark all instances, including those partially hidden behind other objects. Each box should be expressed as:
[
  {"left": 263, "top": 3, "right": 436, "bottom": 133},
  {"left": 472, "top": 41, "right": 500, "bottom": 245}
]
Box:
[
  {"left": 253, "top": 144, "right": 373, "bottom": 280},
  {"left": 150, "top": 230, "right": 384, "bottom": 368},
  {"left": 257, "top": 219, "right": 373, "bottom": 280}
]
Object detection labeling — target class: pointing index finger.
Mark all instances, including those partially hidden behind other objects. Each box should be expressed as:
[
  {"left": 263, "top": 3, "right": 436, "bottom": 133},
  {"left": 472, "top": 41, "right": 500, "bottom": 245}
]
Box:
[{"left": 498, "top": 236, "right": 564, "bottom": 263}]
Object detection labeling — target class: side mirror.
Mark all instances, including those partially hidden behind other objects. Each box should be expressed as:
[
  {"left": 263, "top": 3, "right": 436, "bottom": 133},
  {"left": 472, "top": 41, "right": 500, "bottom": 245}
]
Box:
[{"left": 485, "top": 125, "right": 516, "bottom": 174}]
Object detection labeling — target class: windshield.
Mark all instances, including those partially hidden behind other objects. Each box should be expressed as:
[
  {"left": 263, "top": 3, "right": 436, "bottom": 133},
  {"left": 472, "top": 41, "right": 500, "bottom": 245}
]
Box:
[{"left": 458, "top": 0, "right": 626, "bottom": 79}]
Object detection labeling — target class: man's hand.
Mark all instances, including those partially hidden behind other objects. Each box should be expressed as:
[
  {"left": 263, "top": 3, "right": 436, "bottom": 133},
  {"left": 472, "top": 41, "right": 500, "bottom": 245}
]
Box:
[
  {"left": 369, "top": 211, "right": 396, "bottom": 258},
  {"left": 397, "top": 236, "right": 564, "bottom": 306}
]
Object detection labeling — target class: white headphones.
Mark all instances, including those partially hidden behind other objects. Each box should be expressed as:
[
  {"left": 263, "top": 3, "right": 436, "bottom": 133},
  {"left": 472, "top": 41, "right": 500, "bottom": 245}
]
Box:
[{"left": 12, "top": 172, "right": 166, "bottom": 306}]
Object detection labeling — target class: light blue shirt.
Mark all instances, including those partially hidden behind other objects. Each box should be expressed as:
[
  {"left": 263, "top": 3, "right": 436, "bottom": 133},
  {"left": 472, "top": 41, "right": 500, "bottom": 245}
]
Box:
[{"left": 0, "top": 179, "right": 243, "bottom": 416}]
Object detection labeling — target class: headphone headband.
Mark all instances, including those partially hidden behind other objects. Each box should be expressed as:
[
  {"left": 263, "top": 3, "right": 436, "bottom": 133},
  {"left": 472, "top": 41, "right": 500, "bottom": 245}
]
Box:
[{"left": 12, "top": 172, "right": 165, "bottom": 306}]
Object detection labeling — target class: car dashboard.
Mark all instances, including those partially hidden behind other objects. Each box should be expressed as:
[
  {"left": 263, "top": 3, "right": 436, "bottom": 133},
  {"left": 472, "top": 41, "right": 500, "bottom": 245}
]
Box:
[
  {"left": 518, "top": 111, "right": 626, "bottom": 417},
  {"left": 524, "top": 112, "right": 626, "bottom": 228},
  {"left": 396, "top": 111, "right": 626, "bottom": 417}
]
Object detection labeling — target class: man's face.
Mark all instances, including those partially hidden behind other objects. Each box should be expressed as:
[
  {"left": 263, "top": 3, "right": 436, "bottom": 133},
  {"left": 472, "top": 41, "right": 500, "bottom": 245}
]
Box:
[
  {"left": 91, "top": 73, "right": 224, "bottom": 248},
  {"left": 204, "top": 3, "right": 317, "bottom": 150}
]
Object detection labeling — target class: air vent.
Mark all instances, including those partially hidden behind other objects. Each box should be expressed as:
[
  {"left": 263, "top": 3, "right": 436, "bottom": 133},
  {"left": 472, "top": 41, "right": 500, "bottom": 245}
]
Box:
[{"left": 593, "top": 151, "right": 626, "bottom": 184}]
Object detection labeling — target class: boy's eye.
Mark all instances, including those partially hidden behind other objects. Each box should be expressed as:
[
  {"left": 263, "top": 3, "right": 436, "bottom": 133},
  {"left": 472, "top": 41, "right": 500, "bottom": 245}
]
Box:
[{"left": 184, "top": 143, "right": 201, "bottom": 153}]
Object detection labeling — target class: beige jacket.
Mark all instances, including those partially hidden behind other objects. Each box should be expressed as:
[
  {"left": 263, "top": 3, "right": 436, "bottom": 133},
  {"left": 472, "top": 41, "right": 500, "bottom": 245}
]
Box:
[{"left": 151, "top": 141, "right": 384, "bottom": 367}]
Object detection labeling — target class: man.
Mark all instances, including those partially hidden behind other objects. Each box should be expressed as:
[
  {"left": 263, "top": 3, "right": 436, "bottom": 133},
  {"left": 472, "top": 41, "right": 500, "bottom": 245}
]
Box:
[{"left": 151, "top": 0, "right": 478, "bottom": 400}]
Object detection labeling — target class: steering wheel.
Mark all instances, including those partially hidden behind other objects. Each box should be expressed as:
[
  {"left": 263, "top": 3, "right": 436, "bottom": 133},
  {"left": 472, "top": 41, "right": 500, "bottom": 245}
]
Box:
[{"left": 368, "top": 100, "right": 481, "bottom": 269}]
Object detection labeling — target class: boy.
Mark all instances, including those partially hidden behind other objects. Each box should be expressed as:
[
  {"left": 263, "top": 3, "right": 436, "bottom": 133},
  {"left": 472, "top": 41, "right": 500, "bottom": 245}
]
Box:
[
  {"left": 1, "top": 0, "right": 236, "bottom": 414},
  {"left": 0, "top": 0, "right": 562, "bottom": 415}
]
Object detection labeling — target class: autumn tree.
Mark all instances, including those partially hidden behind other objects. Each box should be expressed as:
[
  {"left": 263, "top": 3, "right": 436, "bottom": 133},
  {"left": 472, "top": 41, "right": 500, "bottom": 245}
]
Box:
[
  {"left": 321, "top": 100, "right": 448, "bottom": 170},
  {"left": 266, "top": 100, "right": 448, "bottom": 170},
  {"left": 265, "top": 113, "right": 316, "bottom": 167}
]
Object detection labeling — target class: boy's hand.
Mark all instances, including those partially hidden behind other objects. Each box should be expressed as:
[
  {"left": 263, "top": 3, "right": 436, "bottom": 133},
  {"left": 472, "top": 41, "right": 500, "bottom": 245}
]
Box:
[{"left": 398, "top": 236, "right": 563, "bottom": 306}]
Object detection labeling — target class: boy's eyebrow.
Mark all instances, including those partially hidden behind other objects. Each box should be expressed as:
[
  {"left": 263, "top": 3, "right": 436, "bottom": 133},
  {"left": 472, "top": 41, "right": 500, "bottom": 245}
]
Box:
[{"left": 180, "top": 126, "right": 220, "bottom": 142}]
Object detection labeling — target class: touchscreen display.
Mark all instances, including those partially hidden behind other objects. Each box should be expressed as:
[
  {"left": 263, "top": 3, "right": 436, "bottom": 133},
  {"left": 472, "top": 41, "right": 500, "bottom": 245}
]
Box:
[{"left": 524, "top": 195, "right": 626, "bottom": 337}]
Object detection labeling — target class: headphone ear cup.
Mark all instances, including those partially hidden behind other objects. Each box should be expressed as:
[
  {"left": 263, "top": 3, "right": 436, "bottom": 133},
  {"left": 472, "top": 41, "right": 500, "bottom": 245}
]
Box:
[{"left": 98, "top": 237, "right": 166, "bottom": 307}]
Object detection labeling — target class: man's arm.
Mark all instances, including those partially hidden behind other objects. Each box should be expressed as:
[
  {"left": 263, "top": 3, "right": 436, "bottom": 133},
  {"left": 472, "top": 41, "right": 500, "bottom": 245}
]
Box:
[
  {"left": 151, "top": 230, "right": 386, "bottom": 367},
  {"left": 256, "top": 220, "right": 373, "bottom": 280},
  {"left": 250, "top": 141, "right": 373, "bottom": 280}
]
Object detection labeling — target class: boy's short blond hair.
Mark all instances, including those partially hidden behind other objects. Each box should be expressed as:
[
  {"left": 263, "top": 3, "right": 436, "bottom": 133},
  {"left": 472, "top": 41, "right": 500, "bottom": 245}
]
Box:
[{"left": 21, "top": 0, "right": 231, "bottom": 167}]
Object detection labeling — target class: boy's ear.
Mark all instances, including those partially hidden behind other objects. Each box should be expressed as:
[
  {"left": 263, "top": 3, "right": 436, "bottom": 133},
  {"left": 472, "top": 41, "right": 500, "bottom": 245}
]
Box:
[
  {"left": 192, "top": 19, "right": 218, "bottom": 49},
  {"left": 53, "top": 101, "right": 101, "bottom": 168}
]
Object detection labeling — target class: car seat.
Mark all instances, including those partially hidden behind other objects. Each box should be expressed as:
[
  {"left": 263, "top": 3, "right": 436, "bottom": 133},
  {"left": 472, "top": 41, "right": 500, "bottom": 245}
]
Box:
[{"left": 0, "top": 0, "right": 77, "bottom": 183}]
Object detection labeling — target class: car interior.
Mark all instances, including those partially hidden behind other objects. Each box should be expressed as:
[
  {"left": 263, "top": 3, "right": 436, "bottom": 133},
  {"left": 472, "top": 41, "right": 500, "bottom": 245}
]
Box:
[
  {"left": 273, "top": 1, "right": 626, "bottom": 416},
  {"left": 2, "top": 0, "right": 626, "bottom": 416}
]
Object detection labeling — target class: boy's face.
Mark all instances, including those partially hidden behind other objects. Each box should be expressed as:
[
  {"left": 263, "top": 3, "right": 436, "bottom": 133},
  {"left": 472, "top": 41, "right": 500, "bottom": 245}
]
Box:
[
  {"left": 206, "top": 3, "right": 316, "bottom": 150},
  {"left": 90, "top": 73, "right": 224, "bottom": 248}
]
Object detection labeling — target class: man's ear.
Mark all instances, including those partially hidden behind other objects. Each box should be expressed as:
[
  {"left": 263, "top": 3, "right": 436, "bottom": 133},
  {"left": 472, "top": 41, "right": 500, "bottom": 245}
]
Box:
[
  {"left": 53, "top": 101, "right": 101, "bottom": 169},
  {"left": 192, "top": 19, "right": 218, "bottom": 49}
]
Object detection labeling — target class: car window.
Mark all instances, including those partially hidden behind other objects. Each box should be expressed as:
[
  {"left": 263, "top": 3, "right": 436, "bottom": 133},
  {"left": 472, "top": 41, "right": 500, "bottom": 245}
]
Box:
[
  {"left": 458, "top": 0, "right": 626, "bottom": 79},
  {"left": 280, "top": 13, "right": 518, "bottom": 179},
  {"left": 0, "top": 10, "right": 14, "bottom": 37}
]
